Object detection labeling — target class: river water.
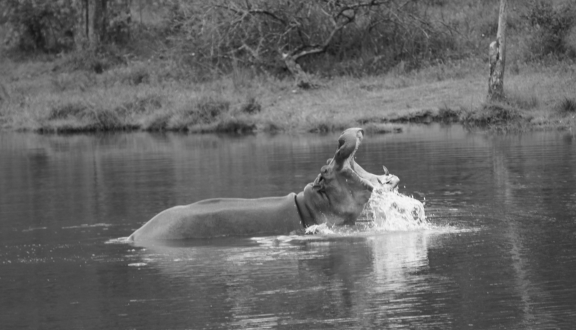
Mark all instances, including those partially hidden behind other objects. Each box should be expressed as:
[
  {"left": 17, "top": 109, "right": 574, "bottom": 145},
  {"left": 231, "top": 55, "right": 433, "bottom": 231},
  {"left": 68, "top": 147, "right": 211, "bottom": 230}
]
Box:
[{"left": 1, "top": 125, "right": 575, "bottom": 329}]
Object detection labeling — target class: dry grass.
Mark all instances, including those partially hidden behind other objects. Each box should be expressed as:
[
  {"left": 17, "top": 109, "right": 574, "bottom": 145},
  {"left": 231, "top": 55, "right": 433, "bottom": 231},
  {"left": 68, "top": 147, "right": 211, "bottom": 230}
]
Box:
[{"left": 0, "top": 54, "right": 575, "bottom": 133}]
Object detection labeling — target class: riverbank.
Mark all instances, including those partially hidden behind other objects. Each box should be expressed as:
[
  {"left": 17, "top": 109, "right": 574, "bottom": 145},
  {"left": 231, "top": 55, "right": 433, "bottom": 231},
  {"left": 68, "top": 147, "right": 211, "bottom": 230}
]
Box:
[{"left": 0, "top": 54, "right": 575, "bottom": 134}]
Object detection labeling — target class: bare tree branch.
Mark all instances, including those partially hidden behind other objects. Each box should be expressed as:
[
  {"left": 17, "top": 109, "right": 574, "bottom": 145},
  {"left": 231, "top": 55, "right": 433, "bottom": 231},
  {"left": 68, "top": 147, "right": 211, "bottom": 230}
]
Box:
[
  {"left": 180, "top": 0, "right": 448, "bottom": 88},
  {"left": 214, "top": 4, "right": 287, "bottom": 25}
]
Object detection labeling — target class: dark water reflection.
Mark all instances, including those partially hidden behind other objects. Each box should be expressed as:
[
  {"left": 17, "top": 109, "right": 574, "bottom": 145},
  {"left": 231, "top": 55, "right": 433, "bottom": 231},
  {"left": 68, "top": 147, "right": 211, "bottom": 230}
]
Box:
[{"left": 1, "top": 126, "right": 576, "bottom": 329}]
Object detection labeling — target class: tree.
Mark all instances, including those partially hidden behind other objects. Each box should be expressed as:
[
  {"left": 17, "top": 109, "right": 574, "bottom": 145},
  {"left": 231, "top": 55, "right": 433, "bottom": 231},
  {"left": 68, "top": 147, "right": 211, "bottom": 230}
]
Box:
[
  {"left": 166, "top": 0, "right": 443, "bottom": 88},
  {"left": 4, "top": 0, "right": 78, "bottom": 51},
  {"left": 214, "top": 0, "right": 396, "bottom": 88},
  {"left": 4, "top": 0, "right": 131, "bottom": 52},
  {"left": 487, "top": 0, "right": 508, "bottom": 101},
  {"left": 74, "top": 0, "right": 105, "bottom": 49},
  {"left": 75, "top": 0, "right": 131, "bottom": 49}
]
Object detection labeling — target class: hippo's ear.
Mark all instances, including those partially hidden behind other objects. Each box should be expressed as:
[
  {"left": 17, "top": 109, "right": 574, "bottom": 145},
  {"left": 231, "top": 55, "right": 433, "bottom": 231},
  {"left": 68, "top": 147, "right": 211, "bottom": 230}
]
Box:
[
  {"left": 382, "top": 165, "right": 389, "bottom": 175},
  {"left": 333, "top": 128, "right": 364, "bottom": 166}
]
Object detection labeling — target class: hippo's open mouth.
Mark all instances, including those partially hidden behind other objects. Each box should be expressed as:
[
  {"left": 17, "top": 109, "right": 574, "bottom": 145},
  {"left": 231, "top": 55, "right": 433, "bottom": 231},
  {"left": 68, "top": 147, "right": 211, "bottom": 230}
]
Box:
[
  {"left": 295, "top": 127, "right": 402, "bottom": 228},
  {"left": 356, "top": 164, "right": 400, "bottom": 191},
  {"left": 312, "top": 175, "right": 323, "bottom": 188},
  {"left": 310, "top": 128, "right": 399, "bottom": 194}
]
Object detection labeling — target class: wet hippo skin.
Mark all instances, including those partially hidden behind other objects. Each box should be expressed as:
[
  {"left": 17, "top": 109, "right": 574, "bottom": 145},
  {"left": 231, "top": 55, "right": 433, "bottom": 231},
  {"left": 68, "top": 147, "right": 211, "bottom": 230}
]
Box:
[{"left": 129, "top": 128, "right": 399, "bottom": 241}]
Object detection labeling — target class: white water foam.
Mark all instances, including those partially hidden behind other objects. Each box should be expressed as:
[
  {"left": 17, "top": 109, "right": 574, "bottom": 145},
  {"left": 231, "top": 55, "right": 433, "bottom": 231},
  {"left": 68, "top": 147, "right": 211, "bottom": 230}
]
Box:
[
  {"left": 305, "top": 188, "right": 429, "bottom": 235},
  {"left": 361, "top": 188, "right": 429, "bottom": 231},
  {"left": 62, "top": 223, "right": 112, "bottom": 229}
]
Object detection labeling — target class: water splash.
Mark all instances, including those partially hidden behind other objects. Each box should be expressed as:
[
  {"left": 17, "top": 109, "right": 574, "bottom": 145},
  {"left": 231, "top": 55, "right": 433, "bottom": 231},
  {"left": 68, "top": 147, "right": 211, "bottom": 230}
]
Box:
[
  {"left": 304, "top": 188, "right": 429, "bottom": 235},
  {"left": 361, "top": 188, "right": 429, "bottom": 231}
]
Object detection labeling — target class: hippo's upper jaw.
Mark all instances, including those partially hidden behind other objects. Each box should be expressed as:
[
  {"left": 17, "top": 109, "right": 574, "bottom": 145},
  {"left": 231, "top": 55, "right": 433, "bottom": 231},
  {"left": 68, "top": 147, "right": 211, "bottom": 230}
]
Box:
[{"left": 297, "top": 128, "right": 399, "bottom": 227}]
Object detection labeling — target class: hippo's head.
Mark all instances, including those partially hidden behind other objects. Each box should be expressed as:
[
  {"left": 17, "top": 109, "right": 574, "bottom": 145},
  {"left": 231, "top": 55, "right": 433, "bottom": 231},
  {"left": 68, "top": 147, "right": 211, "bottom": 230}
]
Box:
[{"left": 296, "top": 128, "right": 399, "bottom": 227}]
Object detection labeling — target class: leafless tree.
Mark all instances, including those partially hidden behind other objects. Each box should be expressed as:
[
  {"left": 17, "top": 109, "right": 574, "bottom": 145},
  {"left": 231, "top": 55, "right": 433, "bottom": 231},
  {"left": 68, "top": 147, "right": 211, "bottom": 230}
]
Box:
[
  {"left": 74, "top": 0, "right": 131, "bottom": 49},
  {"left": 170, "top": 0, "right": 439, "bottom": 88},
  {"left": 487, "top": 0, "right": 507, "bottom": 101}
]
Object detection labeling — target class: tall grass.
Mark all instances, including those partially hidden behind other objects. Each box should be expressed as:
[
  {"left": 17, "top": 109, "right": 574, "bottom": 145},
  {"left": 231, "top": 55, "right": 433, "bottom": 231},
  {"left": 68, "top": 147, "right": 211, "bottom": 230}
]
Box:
[{"left": 1, "top": 53, "right": 574, "bottom": 133}]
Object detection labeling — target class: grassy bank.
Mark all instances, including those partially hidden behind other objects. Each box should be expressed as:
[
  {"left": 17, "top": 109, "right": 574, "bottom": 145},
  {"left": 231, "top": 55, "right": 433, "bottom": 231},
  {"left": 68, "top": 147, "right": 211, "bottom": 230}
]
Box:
[
  {"left": 1, "top": 53, "right": 574, "bottom": 134},
  {"left": 1, "top": 0, "right": 576, "bottom": 134}
]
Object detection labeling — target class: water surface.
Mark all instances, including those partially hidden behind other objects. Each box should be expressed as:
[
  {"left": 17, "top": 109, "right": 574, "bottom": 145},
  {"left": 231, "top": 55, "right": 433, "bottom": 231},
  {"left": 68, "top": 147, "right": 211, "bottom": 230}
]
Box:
[{"left": 1, "top": 126, "right": 575, "bottom": 329}]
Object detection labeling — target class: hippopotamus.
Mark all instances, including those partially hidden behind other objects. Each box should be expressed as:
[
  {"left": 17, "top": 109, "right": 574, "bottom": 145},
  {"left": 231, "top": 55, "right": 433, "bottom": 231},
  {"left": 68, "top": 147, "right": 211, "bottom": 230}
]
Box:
[{"left": 129, "top": 128, "right": 399, "bottom": 242}]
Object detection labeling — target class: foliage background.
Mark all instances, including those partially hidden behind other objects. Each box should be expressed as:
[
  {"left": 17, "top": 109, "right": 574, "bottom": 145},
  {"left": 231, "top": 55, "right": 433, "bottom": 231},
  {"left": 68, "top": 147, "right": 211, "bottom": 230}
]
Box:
[
  {"left": 2, "top": 0, "right": 575, "bottom": 77},
  {"left": 0, "top": 0, "right": 575, "bottom": 133}
]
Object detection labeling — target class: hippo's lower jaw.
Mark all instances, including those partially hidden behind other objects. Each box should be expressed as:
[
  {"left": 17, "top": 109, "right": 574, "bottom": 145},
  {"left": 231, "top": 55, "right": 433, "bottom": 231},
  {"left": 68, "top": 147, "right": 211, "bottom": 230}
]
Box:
[{"left": 129, "top": 128, "right": 400, "bottom": 242}]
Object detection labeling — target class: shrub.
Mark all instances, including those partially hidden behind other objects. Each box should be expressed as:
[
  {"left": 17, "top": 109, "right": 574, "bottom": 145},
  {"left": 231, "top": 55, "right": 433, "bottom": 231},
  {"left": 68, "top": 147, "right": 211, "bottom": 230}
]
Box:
[
  {"left": 52, "top": 45, "right": 126, "bottom": 73},
  {"left": 238, "top": 96, "right": 261, "bottom": 115},
  {"left": 556, "top": 97, "right": 576, "bottom": 114},
  {"left": 47, "top": 102, "right": 87, "bottom": 120},
  {"left": 523, "top": 1, "right": 576, "bottom": 60},
  {"left": 46, "top": 101, "right": 122, "bottom": 131},
  {"left": 118, "top": 65, "right": 151, "bottom": 85},
  {"left": 195, "top": 96, "right": 229, "bottom": 123},
  {"left": 4, "top": 0, "right": 77, "bottom": 52},
  {"left": 437, "top": 107, "right": 461, "bottom": 122},
  {"left": 162, "top": 0, "right": 458, "bottom": 77},
  {"left": 462, "top": 102, "right": 522, "bottom": 126},
  {"left": 3, "top": 0, "right": 133, "bottom": 53},
  {"left": 215, "top": 116, "right": 256, "bottom": 133},
  {"left": 142, "top": 112, "right": 171, "bottom": 131},
  {"left": 166, "top": 95, "right": 230, "bottom": 130},
  {"left": 118, "top": 93, "right": 163, "bottom": 114}
]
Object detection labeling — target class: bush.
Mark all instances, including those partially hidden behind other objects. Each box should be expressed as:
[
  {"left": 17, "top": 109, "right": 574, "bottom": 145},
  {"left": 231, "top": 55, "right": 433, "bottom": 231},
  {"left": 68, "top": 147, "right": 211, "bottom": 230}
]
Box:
[
  {"left": 463, "top": 103, "right": 522, "bottom": 126},
  {"left": 45, "top": 101, "right": 123, "bottom": 132},
  {"left": 4, "top": 0, "right": 77, "bottom": 52},
  {"left": 47, "top": 102, "right": 86, "bottom": 120},
  {"left": 163, "top": 0, "right": 458, "bottom": 77},
  {"left": 117, "top": 65, "right": 151, "bottom": 85},
  {"left": 238, "top": 96, "right": 261, "bottom": 115},
  {"left": 195, "top": 96, "right": 229, "bottom": 123},
  {"left": 524, "top": 1, "right": 576, "bottom": 60},
  {"left": 166, "top": 95, "right": 230, "bottom": 130},
  {"left": 53, "top": 45, "right": 126, "bottom": 73},
  {"left": 556, "top": 97, "right": 576, "bottom": 114},
  {"left": 3, "top": 0, "right": 132, "bottom": 53}
]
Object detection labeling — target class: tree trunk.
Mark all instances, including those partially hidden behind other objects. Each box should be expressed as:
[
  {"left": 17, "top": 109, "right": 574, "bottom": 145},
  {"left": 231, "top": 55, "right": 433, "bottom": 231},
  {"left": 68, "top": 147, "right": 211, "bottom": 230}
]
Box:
[
  {"left": 282, "top": 53, "right": 314, "bottom": 89},
  {"left": 89, "top": 0, "right": 107, "bottom": 47},
  {"left": 487, "top": 0, "right": 507, "bottom": 101},
  {"left": 74, "top": 0, "right": 89, "bottom": 50},
  {"left": 74, "top": 0, "right": 108, "bottom": 50}
]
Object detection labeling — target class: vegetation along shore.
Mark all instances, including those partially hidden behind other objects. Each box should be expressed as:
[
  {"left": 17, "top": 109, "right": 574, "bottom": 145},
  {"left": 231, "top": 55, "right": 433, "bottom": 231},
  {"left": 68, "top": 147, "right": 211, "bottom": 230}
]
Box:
[{"left": 0, "top": 0, "right": 575, "bottom": 134}]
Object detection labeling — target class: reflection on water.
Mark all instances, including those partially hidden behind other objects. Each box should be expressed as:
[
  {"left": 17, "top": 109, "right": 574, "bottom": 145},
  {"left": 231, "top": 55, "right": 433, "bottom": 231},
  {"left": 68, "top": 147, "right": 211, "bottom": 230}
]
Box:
[{"left": 1, "top": 126, "right": 576, "bottom": 329}]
